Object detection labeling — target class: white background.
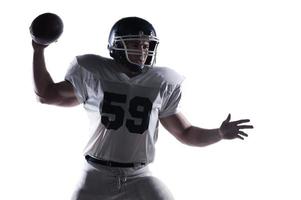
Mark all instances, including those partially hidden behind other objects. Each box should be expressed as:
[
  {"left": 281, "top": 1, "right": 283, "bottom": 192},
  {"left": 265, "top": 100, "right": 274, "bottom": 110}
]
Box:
[{"left": 0, "top": 0, "right": 300, "bottom": 199}]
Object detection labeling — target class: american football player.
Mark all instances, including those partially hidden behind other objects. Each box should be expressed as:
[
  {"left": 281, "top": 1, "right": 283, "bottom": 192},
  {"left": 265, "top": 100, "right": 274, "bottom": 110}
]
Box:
[{"left": 32, "top": 16, "right": 253, "bottom": 200}]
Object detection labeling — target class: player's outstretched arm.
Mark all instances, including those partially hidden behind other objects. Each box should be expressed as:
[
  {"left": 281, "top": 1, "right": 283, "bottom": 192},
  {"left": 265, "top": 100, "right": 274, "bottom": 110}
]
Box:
[
  {"left": 32, "top": 41, "right": 79, "bottom": 107},
  {"left": 160, "top": 112, "right": 253, "bottom": 147}
]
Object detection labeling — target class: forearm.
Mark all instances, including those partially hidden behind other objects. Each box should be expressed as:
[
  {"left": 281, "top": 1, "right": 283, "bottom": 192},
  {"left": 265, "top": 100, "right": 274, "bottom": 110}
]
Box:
[
  {"left": 180, "top": 126, "right": 222, "bottom": 147},
  {"left": 33, "top": 48, "right": 54, "bottom": 98}
]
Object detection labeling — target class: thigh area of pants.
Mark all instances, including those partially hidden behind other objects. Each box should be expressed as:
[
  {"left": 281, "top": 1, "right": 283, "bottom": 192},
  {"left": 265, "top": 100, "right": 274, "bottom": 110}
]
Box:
[{"left": 73, "top": 162, "right": 174, "bottom": 200}]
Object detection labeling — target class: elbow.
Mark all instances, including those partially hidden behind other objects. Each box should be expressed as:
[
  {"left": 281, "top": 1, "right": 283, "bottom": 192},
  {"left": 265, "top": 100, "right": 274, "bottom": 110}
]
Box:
[
  {"left": 35, "top": 94, "right": 50, "bottom": 104},
  {"left": 176, "top": 126, "right": 195, "bottom": 146},
  {"left": 35, "top": 92, "right": 55, "bottom": 105},
  {"left": 34, "top": 91, "right": 79, "bottom": 107}
]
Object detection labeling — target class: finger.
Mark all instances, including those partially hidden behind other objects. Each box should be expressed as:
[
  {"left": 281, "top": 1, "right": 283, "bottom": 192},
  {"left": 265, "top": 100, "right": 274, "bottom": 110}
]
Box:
[
  {"left": 232, "top": 119, "right": 250, "bottom": 125},
  {"left": 236, "top": 135, "right": 244, "bottom": 140},
  {"left": 31, "top": 40, "right": 48, "bottom": 47},
  {"left": 237, "top": 125, "right": 253, "bottom": 129},
  {"left": 238, "top": 131, "right": 248, "bottom": 137},
  {"left": 32, "top": 40, "right": 48, "bottom": 48}
]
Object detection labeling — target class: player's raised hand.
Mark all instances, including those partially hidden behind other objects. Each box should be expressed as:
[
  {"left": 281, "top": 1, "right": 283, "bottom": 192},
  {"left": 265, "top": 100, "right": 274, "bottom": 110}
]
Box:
[
  {"left": 219, "top": 114, "right": 253, "bottom": 140},
  {"left": 32, "top": 40, "right": 48, "bottom": 51}
]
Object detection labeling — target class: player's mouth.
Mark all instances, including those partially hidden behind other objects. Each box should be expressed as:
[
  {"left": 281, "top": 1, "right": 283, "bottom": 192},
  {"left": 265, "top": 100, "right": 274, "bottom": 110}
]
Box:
[{"left": 128, "top": 55, "right": 147, "bottom": 65}]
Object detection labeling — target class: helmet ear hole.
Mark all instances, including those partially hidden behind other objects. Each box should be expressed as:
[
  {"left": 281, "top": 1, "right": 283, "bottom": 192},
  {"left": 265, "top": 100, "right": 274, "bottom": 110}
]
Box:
[{"left": 115, "top": 41, "right": 124, "bottom": 49}]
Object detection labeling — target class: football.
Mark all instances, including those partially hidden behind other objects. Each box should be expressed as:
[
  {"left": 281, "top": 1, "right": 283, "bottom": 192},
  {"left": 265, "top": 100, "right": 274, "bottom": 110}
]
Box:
[{"left": 30, "top": 13, "right": 63, "bottom": 45}]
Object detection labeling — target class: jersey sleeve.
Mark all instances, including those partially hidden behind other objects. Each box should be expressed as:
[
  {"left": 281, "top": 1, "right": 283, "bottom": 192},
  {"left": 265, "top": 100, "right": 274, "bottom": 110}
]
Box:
[
  {"left": 159, "top": 84, "right": 183, "bottom": 118},
  {"left": 64, "top": 58, "right": 88, "bottom": 104},
  {"left": 158, "top": 69, "right": 185, "bottom": 118}
]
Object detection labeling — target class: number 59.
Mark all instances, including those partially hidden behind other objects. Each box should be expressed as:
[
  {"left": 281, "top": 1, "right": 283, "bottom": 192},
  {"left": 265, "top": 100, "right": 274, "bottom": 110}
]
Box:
[{"left": 101, "top": 92, "right": 153, "bottom": 134}]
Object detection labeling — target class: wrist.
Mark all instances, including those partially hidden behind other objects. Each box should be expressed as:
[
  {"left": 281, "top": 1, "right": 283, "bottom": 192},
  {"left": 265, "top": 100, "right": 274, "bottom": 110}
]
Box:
[
  {"left": 218, "top": 128, "right": 224, "bottom": 140},
  {"left": 33, "top": 48, "right": 46, "bottom": 57},
  {"left": 32, "top": 41, "right": 47, "bottom": 52}
]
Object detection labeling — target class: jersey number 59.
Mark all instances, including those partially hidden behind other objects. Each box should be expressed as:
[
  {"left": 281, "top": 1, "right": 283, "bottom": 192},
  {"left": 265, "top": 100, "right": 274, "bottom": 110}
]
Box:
[{"left": 101, "top": 92, "right": 153, "bottom": 134}]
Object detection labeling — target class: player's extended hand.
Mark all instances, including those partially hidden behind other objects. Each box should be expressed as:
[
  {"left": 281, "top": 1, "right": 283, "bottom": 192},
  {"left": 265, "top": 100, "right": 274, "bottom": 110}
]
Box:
[{"left": 219, "top": 114, "right": 253, "bottom": 140}]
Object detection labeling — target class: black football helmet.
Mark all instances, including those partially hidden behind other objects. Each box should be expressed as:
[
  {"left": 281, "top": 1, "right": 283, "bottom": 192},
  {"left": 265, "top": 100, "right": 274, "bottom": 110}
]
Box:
[{"left": 108, "top": 17, "right": 159, "bottom": 72}]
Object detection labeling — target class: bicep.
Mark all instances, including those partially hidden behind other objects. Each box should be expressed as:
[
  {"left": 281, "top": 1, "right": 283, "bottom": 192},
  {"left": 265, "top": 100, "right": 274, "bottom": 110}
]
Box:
[
  {"left": 39, "top": 80, "right": 80, "bottom": 107},
  {"left": 159, "top": 112, "right": 192, "bottom": 140}
]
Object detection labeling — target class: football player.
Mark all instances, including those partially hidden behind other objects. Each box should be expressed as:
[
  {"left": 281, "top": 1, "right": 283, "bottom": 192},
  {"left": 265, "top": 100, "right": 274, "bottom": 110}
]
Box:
[{"left": 32, "top": 17, "right": 253, "bottom": 200}]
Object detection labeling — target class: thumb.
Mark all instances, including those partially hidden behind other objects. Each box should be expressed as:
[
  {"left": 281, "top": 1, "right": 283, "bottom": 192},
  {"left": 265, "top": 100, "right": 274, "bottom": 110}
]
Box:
[{"left": 225, "top": 113, "right": 231, "bottom": 123}]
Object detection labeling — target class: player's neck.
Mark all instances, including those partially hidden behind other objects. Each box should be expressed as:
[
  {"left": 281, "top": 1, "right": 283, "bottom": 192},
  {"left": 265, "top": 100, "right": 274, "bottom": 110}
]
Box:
[{"left": 119, "top": 64, "right": 144, "bottom": 78}]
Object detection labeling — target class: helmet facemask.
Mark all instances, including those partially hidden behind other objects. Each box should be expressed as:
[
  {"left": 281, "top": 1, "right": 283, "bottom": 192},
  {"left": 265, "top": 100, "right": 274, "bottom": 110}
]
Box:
[
  {"left": 109, "top": 33, "right": 159, "bottom": 71},
  {"left": 108, "top": 17, "right": 159, "bottom": 72}
]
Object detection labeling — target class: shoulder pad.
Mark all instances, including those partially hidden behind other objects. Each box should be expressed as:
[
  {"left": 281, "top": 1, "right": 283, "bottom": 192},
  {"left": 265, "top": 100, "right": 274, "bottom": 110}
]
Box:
[
  {"left": 152, "top": 67, "right": 185, "bottom": 86},
  {"left": 76, "top": 54, "right": 105, "bottom": 67}
]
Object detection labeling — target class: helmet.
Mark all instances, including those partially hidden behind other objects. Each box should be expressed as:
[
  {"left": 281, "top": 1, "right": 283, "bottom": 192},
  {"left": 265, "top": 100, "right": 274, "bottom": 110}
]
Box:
[{"left": 108, "top": 17, "right": 159, "bottom": 72}]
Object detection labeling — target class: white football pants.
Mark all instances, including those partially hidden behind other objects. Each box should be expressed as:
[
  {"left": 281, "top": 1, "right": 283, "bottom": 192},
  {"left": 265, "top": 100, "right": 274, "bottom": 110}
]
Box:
[{"left": 72, "top": 160, "right": 174, "bottom": 200}]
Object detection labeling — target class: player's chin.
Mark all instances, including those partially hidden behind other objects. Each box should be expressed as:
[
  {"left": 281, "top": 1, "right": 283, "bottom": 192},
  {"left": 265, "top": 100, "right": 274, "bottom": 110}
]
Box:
[{"left": 129, "top": 58, "right": 145, "bottom": 65}]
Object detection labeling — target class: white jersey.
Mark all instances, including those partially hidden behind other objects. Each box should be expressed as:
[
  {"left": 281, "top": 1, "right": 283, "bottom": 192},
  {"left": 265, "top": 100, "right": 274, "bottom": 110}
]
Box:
[{"left": 65, "top": 54, "right": 184, "bottom": 164}]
